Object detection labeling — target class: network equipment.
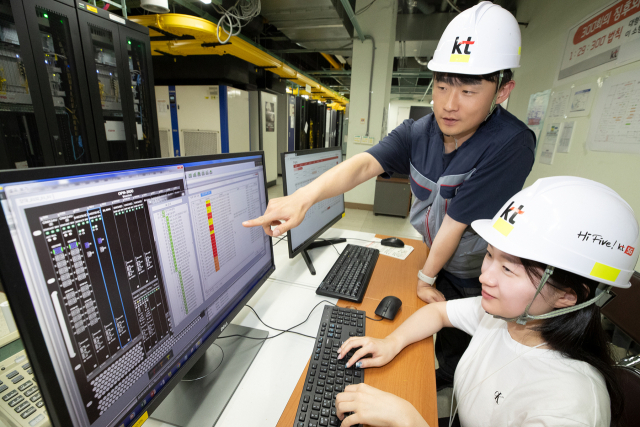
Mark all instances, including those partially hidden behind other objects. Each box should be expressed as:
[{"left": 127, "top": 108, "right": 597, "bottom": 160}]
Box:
[
  {"left": 294, "top": 305, "right": 365, "bottom": 427},
  {"left": 0, "top": 152, "right": 274, "bottom": 427},
  {"left": 281, "top": 147, "right": 346, "bottom": 275}
]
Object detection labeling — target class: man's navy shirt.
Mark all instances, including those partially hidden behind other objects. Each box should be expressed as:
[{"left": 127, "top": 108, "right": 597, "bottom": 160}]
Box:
[{"left": 367, "top": 106, "right": 535, "bottom": 285}]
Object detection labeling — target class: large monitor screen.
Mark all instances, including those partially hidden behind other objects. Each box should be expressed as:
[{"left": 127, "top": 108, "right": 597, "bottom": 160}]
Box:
[
  {"left": 281, "top": 147, "right": 344, "bottom": 256},
  {"left": 0, "top": 153, "right": 273, "bottom": 427}
]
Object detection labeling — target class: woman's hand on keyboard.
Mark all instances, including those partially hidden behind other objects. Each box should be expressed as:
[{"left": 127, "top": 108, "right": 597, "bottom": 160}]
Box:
[
  {"left": 337, "top": 336, "right": 401, "bottom": 369},
  {"left": 335, "top": 383, "right": 429, "bottom": 427}
]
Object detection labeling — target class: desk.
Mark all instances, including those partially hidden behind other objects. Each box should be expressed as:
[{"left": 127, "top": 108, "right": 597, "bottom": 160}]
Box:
[
  {"left": 150, "top": 229, "right": 436, "bottom": 427},
  {"left": 274, "top": 232, "right": 437, "bottom": 427}
]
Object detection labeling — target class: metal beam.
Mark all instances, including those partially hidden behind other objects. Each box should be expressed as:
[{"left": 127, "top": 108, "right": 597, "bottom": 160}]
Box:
[
  {"left": 339, "top": 0, "right": 365, "bottom": 42},
  {"left": 308, "top": 70, "right": 433, "bottom": 78},
  {"left": 272, "top": 48, "right": 353, "bottom": 54}
]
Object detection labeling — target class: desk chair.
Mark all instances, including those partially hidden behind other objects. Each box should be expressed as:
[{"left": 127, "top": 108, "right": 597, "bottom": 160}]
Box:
[{"left": 615, "top": 365, "right": 640, "bottom": 427}]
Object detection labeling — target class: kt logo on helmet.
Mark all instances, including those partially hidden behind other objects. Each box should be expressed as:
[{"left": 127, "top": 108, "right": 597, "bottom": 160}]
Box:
[
  {"left": 500, "top": 201, "right": 524, "bottom": 225},
  {"left": 452, "top": 37, "right": 475, "bottom": 55}
]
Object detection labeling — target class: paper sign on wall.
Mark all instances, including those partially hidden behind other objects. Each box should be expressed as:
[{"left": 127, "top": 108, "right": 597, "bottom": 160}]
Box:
[
  {"left": 557, "top": 121, "right": 576, "bottom": 153},
  {"left": 526, "top": 89, "right": 551, "bottom": 139},
  {"left": 559, "top": 0, "right": 640, "bottom": 80},
  {"left": 306, "top": 84, "right": 312, "bottom": 93},
  {"left": 548, "top": 90, "right": 570, "bottom": 118},
  {"left": 567, "top": 83, "right": 596, "bottom": 117},
  {"left": 538, "top": 122, "right": 561, "bottom": 165}
]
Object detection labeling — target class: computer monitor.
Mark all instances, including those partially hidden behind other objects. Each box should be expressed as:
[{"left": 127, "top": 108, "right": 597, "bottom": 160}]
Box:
[
  {"left": 281, "top": 147, "right": 345, "bottom": 275},
  {"left": 0, "top": 152, "right": 274, "bottom": 427}
]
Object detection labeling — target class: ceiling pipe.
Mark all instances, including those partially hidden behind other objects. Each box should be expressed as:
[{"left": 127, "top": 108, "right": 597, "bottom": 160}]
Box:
[{"left": 320, "top": 53, "right": 343, "bottom": 70}]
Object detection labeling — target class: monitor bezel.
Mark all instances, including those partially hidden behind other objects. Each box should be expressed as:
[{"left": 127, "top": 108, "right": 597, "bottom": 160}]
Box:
[
  {"left": 0, "top": 152, "right": 275, "bottom": 427},
  {"left": 280, "top": 147, "right": 345, "bottom": 259}
]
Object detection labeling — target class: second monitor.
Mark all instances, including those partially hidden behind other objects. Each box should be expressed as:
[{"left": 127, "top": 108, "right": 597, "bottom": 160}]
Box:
[{"left": 281, "top": 147, "right": 345, "bottom": 275}]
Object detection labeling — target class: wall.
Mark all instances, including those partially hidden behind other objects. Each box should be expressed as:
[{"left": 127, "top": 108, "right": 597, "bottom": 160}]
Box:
[
  {"left": 386, "top": 99, "right": 433, "bottom": 136},
  {"left": 510, "top": 0, "right": 640, "bottom": 270},
  {"left": 345, "top": 0, "right": 398, "bottom": 206},
  {"left": 227, "top": 88, "right": 251, "bottom": 153},
  {"left": 249, "top": 91, "right": 260, "bottom": 152}
]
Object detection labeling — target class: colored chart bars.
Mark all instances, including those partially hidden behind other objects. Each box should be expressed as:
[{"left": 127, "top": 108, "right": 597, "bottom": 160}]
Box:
[
  {"left": 163, "top": 210, "right": 188, "bottom": 314},
  {"left": 206, "top": 200, "right": 220, "bottom": 272}
]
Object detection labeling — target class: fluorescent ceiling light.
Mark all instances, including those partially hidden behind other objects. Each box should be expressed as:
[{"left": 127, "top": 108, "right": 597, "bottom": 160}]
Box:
[
  {"left": 200, "top": 0, "right": 211, "bottom": 3},
  {"left": 335, "top": 55, "right": 346, "bottom": 64}
]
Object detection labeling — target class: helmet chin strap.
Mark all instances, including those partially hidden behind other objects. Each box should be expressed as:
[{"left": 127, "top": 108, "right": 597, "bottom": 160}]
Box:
[
  {"left": 492, "top": 265, "right": 612, "bottom": 325},
  {"left": 484, "top": 70, "right": 504, "bottom": 122}
]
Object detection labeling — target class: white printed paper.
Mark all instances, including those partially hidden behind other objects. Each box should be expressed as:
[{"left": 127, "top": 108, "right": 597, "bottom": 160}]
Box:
[
  {"left": 364, "top": 242, "right": 414, "bottom": 260},
  {"left": 557, "top": 121, "right": 576, "bottom": 153},
  {"left": 526, "top": 90, "right": 551, "bottom": 139},
  {"left": 548, "top": 90, "right": 570, "bottom": 118},
  {"left": 568, "top": 83, "right": 596, "bottom": 117},
  {"left": 588, "top": 67, "right": 640, "bottom": 154},
  {"left": 538, "top": 122, "right": 561, "bottom": 165}
]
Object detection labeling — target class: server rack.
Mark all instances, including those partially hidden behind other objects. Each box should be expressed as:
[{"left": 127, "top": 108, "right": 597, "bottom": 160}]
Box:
[{"left": 0, "top": 0, "right": 159, "bottom": 170}]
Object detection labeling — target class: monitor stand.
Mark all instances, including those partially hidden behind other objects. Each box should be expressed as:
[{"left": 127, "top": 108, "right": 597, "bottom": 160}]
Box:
[
  {"left": 150, "top": 324, "right": 268, "bottom": 427},
  {"left": 301, "top": 238, "right": 346, "bottom": 275}
]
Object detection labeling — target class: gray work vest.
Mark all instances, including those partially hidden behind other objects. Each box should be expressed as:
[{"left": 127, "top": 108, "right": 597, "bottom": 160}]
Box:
[{"left": 409, "top": 162, "right": 488, "bottom": 279}]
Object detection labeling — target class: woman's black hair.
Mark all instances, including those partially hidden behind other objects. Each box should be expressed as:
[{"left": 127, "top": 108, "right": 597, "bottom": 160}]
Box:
[
  {"left": 521, "top": 258, "right": 625, "bottom": 426},
  {"left": 433, "top": 69, "right": 514, "bottom": 90}
]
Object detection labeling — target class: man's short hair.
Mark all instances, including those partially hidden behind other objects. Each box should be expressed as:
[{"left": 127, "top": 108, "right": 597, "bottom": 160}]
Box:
[{"left": 433, "top": 69, "right": 513, "bottom": 90}]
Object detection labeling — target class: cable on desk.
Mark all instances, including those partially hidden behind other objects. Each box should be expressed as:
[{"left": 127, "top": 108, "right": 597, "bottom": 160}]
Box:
[
  {"left": 318, "top": 238, "right": 342, "bottom": 256},
  {"left": 272, "top": 235, "right": 287, "bottom": 247},
  {"left": 217, "top": 300, "right": 337, "bottom": 341},
  {"left": 181, "top": 343, "right": 225, "bottom": 382}
]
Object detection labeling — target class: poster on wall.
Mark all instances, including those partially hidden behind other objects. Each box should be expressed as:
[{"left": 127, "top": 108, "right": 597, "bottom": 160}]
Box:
[
  {"left": 567, "top": 83, "right": 597, "bottom": 117},
  {"left": 547, "top": 90, "right": 570, "bottom": 119},
  {"left": 559, "top": 0, "right": 640, "bottom": 81},
  {"left": 538, "top": 122, "right": 561, "bottom": 165},
  {"left": 557, "top": 121, "right": 576, "bottom": 153},
  {"left": 265, "top": 102, "right": 275, "bottom": 132},
  {"left": 587, "top": 67, "right": 640, "bottom": 154},
  {"left": 526, "top": 89, "right": 551, "bottom": 139}
]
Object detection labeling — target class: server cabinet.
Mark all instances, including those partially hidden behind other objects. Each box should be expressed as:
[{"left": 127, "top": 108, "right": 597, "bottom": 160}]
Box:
[
  {"left": 119, "top": 25, "right": 160, "bottom": 159},
  {"left": 0, "top": 0, "right": 51, "bottom": 169},
  {"left": 20, "top": 0, "right": 98, "bottom": 165},
  {"left": 77, "top": 9, "right": 133, "bottom": 160},
  {"left": 77, "top": 2, "right": 159, "bottom": 161}
]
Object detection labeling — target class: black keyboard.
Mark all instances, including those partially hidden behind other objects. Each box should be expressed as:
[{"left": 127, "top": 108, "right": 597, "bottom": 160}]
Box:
[
  {"left": 316, "top": 244, "right": 379, "bottom": 303},
  {"left": 294, "top": 305, "right": 365, "bottom": 427}
]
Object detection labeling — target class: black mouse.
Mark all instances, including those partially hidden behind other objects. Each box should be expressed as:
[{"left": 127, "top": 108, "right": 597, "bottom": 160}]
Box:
[
  {"left": 380, "top": 237, "right": 404, "bottom": 248},
  {"left": 375, "top": 296, "right": 402, "bottom": 320}
]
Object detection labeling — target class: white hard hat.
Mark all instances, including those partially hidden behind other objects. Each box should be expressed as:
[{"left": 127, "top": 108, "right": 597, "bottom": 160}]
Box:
[
  {"left": 427, "top": 1, "right": 521, "bottom": 75},
  {"left": 472, "top": 176, "right": 640, "bottom": 289}
]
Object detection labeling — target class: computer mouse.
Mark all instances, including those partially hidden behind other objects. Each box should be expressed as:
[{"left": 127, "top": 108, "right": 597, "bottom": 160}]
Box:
[
  {"left": 380, "top": 237, "right": 404, "bottom": 248},
  {"left": 375, "top": 296, "right": 402, "bottom": 320}
]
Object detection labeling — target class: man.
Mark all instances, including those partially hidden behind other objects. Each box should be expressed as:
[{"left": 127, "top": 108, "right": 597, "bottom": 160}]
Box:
[{"left": 244, "top": 1, "right": 535, "bottom": 391}]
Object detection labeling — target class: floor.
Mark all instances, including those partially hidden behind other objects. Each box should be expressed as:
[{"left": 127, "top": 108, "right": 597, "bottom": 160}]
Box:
[{"left": 268, "top": 176, "right": 454, "bottom": 419}]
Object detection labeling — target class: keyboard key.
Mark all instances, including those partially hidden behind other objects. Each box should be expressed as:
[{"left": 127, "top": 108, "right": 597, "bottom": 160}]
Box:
[
  {"left": 14, "top": 401, "right": 30, "bottom": 413},
  {"left": 3, "top": 390, "right": 18, "bottom": 401},
  {"left": 30, "top": 393, "right": 41, "bottom": 402},
  {"left": 6, "top": 370, "right": 18, "bottom": 379},
  {"left": 12, "top": 375, "right": 24, "bottom": 384},
  {"left": 19, "top": 381, "right": 33, "bottom": 391},
  {"left": 36, "top": 400, "right": 44, "bottom": 408},
  {"left": 21, "top": 406, "right": 37, "bottom": 419},
  {"left": 0, "top": 385, "right": 7, "bottom": 394},
  {"left": 9, "top": 395, "right": 24, "bottom": 407}
]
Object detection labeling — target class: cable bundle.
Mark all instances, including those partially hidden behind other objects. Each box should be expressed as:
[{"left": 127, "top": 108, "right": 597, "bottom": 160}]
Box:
[{"left": 213, "top": 0, "right": 261, "bottom": 44}]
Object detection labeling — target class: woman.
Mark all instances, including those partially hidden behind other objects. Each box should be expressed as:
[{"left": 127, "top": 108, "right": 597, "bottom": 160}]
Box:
[{"left": 335, "top": 176, "right": 638, "bottom": 427}]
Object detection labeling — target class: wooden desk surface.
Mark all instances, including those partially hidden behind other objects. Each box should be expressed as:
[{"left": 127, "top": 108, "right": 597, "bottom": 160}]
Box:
[{"left": 276, "top": 236, "right": 437, "bottom": 427}]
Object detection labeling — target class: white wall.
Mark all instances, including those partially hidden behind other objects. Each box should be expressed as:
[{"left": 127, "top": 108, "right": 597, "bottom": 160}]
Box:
[
  {"left": 155, "top": 86, "right": 172, "bottom": 157},
  {"left": 227, "top": 88, "right": 251, "bottom": 153},
  {"left": 510, "top": 0, "right": 640, "bottom": 270},
  {"left": 345, "top": 0, "right": 397, "bottom": 206},
  {"left": 260, "top": 91, "right": 278, "bottom": 184},
  {"left": 249, "top": 91, "right": 260, "bottom": 152},
  {"left": 386, "top": 99, "right": 433, "bottom": 136}
]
